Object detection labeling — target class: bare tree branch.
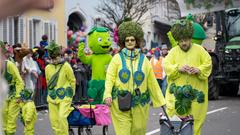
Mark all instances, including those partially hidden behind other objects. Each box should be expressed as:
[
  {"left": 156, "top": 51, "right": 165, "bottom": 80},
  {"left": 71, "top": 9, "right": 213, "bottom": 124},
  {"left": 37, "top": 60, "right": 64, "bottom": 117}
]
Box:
[{"left": 96, "top": 0, "right": 161, "bottom": 31}]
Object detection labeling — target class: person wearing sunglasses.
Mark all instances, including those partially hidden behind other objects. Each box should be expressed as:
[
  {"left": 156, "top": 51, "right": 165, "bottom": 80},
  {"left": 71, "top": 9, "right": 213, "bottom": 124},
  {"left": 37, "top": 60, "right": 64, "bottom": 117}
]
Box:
[{"left": 103, "top": 21, "right": 165, "bottom": 135}]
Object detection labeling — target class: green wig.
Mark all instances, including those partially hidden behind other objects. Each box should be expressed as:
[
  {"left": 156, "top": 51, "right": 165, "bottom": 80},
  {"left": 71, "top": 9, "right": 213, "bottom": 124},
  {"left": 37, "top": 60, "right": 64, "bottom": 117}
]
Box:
[
  {"left": 171, "top": 19, "right": 194, "bottom": 41},
  {"left": 118, "top": 21, "right": 144, "bottom": 47},
  {"left": 45, "top": 41, "right": 61, "bottom": 59}
]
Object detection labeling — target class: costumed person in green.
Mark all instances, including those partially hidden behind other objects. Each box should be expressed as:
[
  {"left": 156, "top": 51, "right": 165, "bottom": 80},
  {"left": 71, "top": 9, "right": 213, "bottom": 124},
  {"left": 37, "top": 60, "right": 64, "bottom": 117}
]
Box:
[
  {"left": 103, "top": 21, "right": 166, "bottom": 135},
  {"left": 78, "top": 27, "right": 112, "bottom": 104},
  {"left": 187, "top": 14, "right": 207, "bottom": 45},
  {"left": 19, "top": 90, "right": 37, "bottom": 135},
  {"left": 45, "top": 42, "right": 76, "bottom": 135},
  {"left": 1, "top": 42, "right": 24, "bottom": 135},
  {"left": 164, "top": 19, "right": 212, "bottom": 135}
]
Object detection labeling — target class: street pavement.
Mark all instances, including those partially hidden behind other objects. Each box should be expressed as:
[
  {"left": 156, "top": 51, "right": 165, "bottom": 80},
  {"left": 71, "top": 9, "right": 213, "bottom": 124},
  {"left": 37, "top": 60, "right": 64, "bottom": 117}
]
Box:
[{"left": 16, "top": 96, "right": 240, "bottom": 135}]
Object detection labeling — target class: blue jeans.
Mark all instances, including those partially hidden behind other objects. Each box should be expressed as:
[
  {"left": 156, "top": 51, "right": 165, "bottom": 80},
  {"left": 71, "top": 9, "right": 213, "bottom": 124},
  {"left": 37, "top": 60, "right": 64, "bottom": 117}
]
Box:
[
  {"left": 161, "top": 77, "right": 167, "bottom": 97},
  {"left": 157, "top": 77, "right": 167, "bottom": 97}
]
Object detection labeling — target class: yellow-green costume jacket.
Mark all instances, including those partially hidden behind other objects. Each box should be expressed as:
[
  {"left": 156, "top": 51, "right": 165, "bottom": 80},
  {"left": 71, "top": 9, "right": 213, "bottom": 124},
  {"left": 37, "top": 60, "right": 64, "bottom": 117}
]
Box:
[
  {"left": 45, "top": 62, "right": 76, "bottom": 103},
  {"left": 164, "top": 44, "right": 212, "bottom": 135},
  {"left": 45, "top": 62, "right": 76, "bottom": 135},
  {"left": 4, "top": 60, "right": 24, "bottom": 99},
  {"left": 104, "top": 48, "right": 165, "bottom": 135},
  {"left": 3, "top": 60, "right": 24, "bottom": 135}
]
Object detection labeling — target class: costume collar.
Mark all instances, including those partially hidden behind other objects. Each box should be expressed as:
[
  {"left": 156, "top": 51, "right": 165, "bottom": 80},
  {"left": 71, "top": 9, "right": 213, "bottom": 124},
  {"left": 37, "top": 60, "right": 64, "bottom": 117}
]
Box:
[{"left": 121, "top": 48, "right": 140, "bottom": 60}]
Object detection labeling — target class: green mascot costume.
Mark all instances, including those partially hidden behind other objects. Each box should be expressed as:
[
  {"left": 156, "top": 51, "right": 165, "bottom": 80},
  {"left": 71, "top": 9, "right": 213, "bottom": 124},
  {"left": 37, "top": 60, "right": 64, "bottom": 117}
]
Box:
[
  {"left": 78, "top": 27, "right": 112, "bottom": 104},
  {"left": 1, "top": 42, "right": 25, "bottom": 135},
  {"left": 187, "top": 14, "right": 206, "bottom": 45}
]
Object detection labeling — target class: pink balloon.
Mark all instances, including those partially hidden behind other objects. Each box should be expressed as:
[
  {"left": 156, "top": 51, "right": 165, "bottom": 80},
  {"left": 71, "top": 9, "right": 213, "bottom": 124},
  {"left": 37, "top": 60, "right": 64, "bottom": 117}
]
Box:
[
  {"left": 76, "top": 37, "right": 81, "bottom": 42},
  {"left": 67, "top": 30, "right": 73, "bottom": 37}
]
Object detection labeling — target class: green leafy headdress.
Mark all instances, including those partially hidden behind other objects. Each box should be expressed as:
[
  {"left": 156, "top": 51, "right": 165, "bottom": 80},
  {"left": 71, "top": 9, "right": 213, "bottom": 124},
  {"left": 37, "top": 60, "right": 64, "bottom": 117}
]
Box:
[
  {"left": 0, "top": 41, "right": 7, "bottom": 53},
  {"left": 45, "top": 41, "right": 61, "bottom": 59},
  {"left": 118, "top": 21, "right": 144, "bottom": 47},
  {"left": 171, "top": 19, "right": 194, "bottom": 41}
]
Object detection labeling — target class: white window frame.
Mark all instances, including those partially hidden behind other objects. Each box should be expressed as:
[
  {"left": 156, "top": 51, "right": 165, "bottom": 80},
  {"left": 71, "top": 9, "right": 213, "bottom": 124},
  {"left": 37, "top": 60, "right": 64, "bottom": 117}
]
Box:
[
  {"left": 2, "top": 18, "right": 8, "bottom": 42},
  {"left": 8, "top": 17, "right": 15, "bottom": 45},
  {"left": 49, "top": 21, "right": 57, "bottom": 43},
  {"left": 18, "top": 16, "right": 26, "bottom": 44},
  {"left": 0, "top": 20, "right": 3, "bottom": 41},
  {"left": 28, "top": 18, "right": 43, "bottom": 48}
]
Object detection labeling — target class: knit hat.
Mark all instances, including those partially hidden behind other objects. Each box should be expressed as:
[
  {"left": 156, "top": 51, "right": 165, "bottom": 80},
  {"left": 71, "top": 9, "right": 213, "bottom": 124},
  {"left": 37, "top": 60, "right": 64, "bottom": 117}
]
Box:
[
  {"left": 118, "top": 21, "right": 144, "bottom": 47},
  {"left": 45, "top": 41, "right": 61, "bottom": 58},
  {"left": 171, "top": 19, "right": 194, "bottom": 41}
]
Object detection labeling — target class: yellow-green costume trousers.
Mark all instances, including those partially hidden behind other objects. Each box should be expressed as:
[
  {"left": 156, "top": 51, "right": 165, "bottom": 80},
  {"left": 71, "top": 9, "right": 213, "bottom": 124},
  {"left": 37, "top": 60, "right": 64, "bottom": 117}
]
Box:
[
  {"left": 20, "top": 101, "right": 37, "bottom": 135},
  {"left": 45, "top": 62, "right": 76, "bottom": 135},
  {"left": 164, "top": 44, "right": 212, "bottom": 135},
  {"left": 3, "top": 99, "right": 20, "bottom": 135},
  {"left": 104, "top": 49, "right": 165, "bottom": 135},
  {"left": 3, "top": 60, "right": 24, "bottom": 135}
]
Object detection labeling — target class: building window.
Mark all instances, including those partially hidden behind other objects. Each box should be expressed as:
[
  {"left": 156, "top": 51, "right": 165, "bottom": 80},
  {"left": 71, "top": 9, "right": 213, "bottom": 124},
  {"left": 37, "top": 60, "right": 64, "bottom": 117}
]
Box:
[
  {"left": 14, "top": 17, "right": 19, "bottom": 44},
  {"left": 0, "top": 17, "right": 25, "bottom": 45}
]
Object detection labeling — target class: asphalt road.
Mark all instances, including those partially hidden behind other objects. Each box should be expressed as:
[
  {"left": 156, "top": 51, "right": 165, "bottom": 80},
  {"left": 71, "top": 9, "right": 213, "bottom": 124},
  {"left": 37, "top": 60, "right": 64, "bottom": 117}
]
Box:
[{"left": 16, "top": 96, "right": 240, "bottom": 135}]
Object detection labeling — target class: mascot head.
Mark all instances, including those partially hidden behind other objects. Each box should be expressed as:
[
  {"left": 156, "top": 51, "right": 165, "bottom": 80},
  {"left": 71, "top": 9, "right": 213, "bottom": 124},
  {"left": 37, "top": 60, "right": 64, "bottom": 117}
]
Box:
[{"left": 87, "top": 27, "right": 112, "bottom": 54}]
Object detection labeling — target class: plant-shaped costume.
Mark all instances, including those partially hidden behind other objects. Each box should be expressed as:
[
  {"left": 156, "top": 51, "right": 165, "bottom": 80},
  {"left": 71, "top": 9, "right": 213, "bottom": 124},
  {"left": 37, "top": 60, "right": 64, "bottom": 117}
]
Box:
[
  {"left": 45, "top": 42, "right": 76, "bottom": 135},
  {"left": 1, "top": 42, "right": 25, "bottom": 135},
  {"left": 78, "top": 27, "right": 112, "bottom": 104},
  {"left": 103, "top": 21, "right": 165, "bottom": 135},
  {"left": 164, "top": 20, "right": 212, "bottom": 135}
]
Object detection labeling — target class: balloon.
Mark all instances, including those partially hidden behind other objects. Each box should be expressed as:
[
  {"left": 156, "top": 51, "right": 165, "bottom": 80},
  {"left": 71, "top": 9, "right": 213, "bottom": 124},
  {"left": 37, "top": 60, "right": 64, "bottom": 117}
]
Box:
[
  {"left": 71, "top": 34, "right": 77, "bottom": 41},
  {"left": 76, "top": 37, "right": 81, "bottom": 42},
  {"left": 67, "top": 30, "right": 73, "bottom": 37},
  {"left": 75, "top": 40, "right": 79, "bottom": 44},
  {"left": 67, "top": 35, "right": 72, "bottom": 40}
]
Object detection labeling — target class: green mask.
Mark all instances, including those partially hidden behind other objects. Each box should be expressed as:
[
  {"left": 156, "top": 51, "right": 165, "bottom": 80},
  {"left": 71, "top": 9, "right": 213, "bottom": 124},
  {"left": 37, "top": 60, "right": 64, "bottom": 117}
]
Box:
[{"left": 88, "top": 27, "right": 112, "bottom": 54}]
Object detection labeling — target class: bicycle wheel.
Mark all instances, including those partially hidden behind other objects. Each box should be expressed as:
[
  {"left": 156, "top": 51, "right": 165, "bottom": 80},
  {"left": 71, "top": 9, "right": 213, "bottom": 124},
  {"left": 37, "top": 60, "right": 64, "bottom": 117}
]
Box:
[
  {"left": 78, "top": 127, "right": 84, "bottom": 135},
  {"left": 69, "top": 128, "right": 75, "bottom": 135},
  {"left": 103, "top": 125, "right": 108, "bottom": 135},
  {"left": 85, "top": 128, "right": 92, "bottom": 135}
]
